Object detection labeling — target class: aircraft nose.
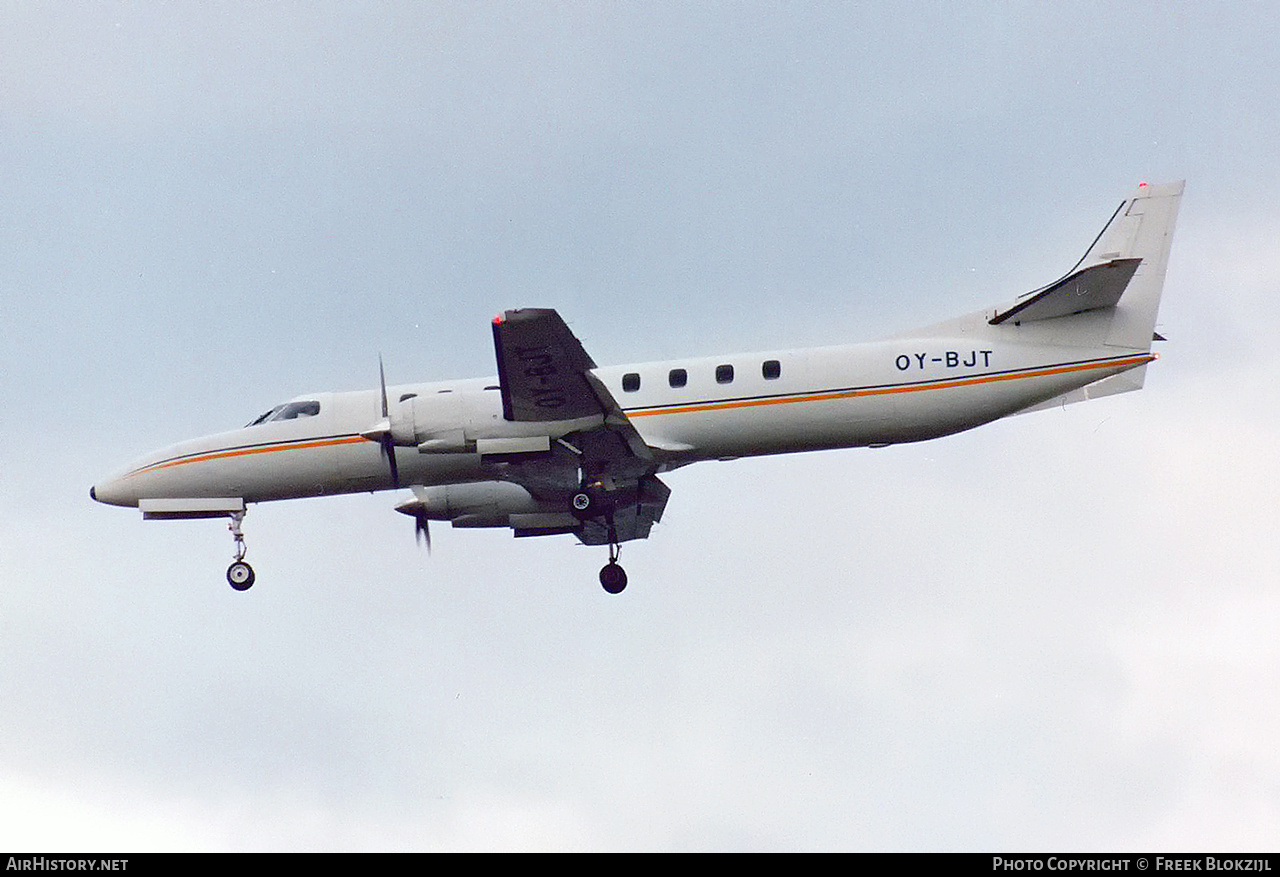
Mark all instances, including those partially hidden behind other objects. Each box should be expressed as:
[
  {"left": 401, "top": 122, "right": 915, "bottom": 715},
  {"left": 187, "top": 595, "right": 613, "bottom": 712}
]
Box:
[{"left": 90, "top": 473, "right": 137, "bottom": 508}]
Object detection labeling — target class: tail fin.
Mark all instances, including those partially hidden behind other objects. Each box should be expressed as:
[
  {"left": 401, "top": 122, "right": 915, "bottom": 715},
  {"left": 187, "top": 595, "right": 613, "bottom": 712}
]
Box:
[
  {"left": 895, "top": 182, "right": 1185, "bottom": 409},
  {"left": 1101, "top": 180, "right": 1184, "bottom": 350},
  {"left": 1008, "top": 181, "right": 1183, "bottom": 409},
  {"left": 993, "top": 180, "right": 1184, "bottom": 350}
]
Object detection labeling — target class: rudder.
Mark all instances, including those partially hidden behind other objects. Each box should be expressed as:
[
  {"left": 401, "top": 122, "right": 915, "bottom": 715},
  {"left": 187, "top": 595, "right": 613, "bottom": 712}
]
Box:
[{"left": 1088, "top": 180, "right": 1184, "bottom": 350}]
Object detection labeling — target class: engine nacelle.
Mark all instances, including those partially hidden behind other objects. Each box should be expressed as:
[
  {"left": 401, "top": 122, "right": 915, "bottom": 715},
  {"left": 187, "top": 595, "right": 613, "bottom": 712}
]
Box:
[
  {"left": 389, "top": 391, "right": 466, "bottom": 448},
  {"left": 390, "top": 388, "right": 601, "bottom": 457},
  {"left": 394, "top": 482, "right": 575, "bottom": 533}
]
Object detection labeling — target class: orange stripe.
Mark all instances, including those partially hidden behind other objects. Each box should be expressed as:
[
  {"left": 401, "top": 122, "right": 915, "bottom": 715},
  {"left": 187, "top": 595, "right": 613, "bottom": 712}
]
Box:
[
  {"left": 133, "top": 435, "right": 368, "bottom": 477},
  {"left": 626, "top": 355, "right": 1155, "bottom": 418}
]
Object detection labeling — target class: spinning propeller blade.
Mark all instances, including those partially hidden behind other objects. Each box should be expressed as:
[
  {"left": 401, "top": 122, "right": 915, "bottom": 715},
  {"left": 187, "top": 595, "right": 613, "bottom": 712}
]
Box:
[
  {"left": 378, "top": 355, "right": 400, "bottom": 489},
  {"left": 414, "top": 513, "right": 431, "bottom": 553}
]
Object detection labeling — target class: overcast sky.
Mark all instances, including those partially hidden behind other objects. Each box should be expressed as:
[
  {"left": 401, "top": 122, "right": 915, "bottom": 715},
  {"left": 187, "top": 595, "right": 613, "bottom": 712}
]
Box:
[{"left": 2, "top": 2, "right": 1278, "bottom": 851}]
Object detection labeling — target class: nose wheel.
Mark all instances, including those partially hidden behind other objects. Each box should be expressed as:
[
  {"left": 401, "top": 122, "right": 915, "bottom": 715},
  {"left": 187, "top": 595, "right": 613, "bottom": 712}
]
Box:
[
  {"left": 226, "top": 511, "right": 255, "bottom": 591},
  {"left": 227, "top": 560, "right": 255, "bottom": 590}
]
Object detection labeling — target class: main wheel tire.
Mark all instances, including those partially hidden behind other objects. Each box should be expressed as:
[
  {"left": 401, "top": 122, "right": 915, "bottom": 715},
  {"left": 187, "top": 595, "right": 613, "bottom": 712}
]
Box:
[
  {"left": 227, "top": 560, "right": 256, "bottom": 591},
  {"left": 599, "top": 561, "right": 627, "bottom": 594}
]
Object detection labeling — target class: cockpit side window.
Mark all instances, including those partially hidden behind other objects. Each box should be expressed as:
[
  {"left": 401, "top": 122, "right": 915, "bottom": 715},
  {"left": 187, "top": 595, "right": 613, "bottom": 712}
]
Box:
[
  {"left": 246, "top": 405, "right": 285, "bottom": 427},
  {"left": 245, "top": 400, "right": 321, "bottom": 427},
  {"left": 274, "top": 400, "right": 321, "bottom": 420}
]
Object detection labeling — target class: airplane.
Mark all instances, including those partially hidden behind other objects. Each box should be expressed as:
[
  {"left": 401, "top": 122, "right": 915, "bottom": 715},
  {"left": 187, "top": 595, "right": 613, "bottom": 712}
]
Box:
[{"left": 91, "top": 181, "right": 1183, "bottom": 594}]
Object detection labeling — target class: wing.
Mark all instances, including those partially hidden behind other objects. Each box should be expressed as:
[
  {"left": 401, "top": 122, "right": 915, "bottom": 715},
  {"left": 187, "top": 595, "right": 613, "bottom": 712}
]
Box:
[
  {"left": 491, "top": 308, "right": 601, "bottom": 421},
  {"left": 491, "top": 308, "right": 668, "bottom": 545}
]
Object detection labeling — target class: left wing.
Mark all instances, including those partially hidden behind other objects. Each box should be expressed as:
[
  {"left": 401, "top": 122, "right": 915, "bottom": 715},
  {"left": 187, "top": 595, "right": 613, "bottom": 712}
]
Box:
[
  {"left": 491, "top": 309, "right": 668, "bottom": 545},
  {"left": 491, "top": 308, "right": 602, "bottom": 421}
]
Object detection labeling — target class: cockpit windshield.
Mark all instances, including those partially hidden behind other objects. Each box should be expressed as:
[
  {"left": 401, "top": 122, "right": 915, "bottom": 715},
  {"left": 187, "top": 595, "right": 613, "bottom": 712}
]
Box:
[{"left": 245, "top": 400, "right": 321, "bottom": 427}]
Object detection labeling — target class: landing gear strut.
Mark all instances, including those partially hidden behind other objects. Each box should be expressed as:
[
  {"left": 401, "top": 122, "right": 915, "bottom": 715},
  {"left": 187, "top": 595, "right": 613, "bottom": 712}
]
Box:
[
  {"left": 226, "top": 511, "right": 255, "bottom": 591},
  {"left": 575, "top": 484, "right": 629, "bottom": 593},
  {"left": 599, "top": 542, "right": 627, "bottom": 594}
]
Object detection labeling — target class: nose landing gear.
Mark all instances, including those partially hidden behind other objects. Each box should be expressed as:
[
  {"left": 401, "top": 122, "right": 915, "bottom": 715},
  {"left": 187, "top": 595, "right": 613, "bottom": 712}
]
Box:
[
  {"left": 226, "top": 511, "right": 255, "bottom": 591},
  {"left": 227, "top": 560, "right": 255, "bottom": 590}
]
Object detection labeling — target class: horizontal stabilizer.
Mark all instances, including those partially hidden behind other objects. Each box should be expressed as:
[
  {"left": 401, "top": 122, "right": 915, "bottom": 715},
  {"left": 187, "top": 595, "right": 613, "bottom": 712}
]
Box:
[
  {"left": 1016, "top": 362, "right": 1151, "bottom": 414},
  {"left": 990, "top": 258, "right": 1141, "bottom": 325}
]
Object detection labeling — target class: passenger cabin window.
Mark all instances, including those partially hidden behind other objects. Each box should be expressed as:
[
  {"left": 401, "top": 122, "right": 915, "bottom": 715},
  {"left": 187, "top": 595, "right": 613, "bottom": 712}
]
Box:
[
  {"left": 622, "top": 372, "right": 641, "bottom": 392},
  {"left": 716, "top": 364, "right": 734, "bottom": 384},
  {"left": 762, "top": 359, "right": 781, "bottom": 380},
  {"left": 669, "top": 368, "right": 687, "bottom": 388}
]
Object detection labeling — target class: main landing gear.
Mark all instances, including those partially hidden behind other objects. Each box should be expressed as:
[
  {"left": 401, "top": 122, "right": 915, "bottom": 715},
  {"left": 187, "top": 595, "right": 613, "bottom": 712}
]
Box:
[
  {"left": 574, "top": 486, "right": 629, "bottom": 595},
  {"left": 599, "top": 544, "right": 627, "bottom": 594},
  {"left": 226, "top": 511, "right": 255, "bottom": 591}
]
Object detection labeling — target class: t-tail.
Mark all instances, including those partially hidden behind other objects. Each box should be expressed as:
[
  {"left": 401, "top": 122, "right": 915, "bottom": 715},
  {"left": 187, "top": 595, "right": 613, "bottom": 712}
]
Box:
[{"left": 906, "top": 180, "right": 1184, "bottom": 408}]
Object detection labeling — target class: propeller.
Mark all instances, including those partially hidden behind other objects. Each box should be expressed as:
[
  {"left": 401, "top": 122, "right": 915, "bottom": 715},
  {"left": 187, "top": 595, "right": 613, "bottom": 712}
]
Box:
[
  {"left": 375, "top": 362, "right": 432, "bottom": 553},
  {"left": 410, "top": 484, "right": 432, "bottom": 553},
  {"left": 377, "top": 356, "right": 400, "bottom": 489},
  {"left": 395, "top": 486, "right": 433, "bottom": 554},
  {"left": 414, "top": 510, "right": 432, "bottom": 553}
]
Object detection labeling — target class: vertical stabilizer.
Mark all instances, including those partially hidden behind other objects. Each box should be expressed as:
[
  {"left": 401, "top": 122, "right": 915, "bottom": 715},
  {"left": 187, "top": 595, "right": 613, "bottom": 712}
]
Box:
[{"left": 1091, "top": 181, "right": 1184, "bottom": 350}]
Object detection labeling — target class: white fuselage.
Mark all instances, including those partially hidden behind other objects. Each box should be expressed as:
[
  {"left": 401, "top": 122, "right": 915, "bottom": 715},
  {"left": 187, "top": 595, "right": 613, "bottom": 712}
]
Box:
[
  {"left": 88, "top": 181, "right": 1182, "bottom": 593},
  {"left": 91, "top": 334, "right": 1152, "bottom": 509}
]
